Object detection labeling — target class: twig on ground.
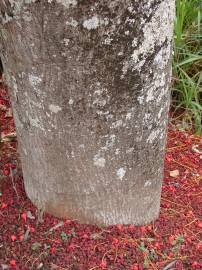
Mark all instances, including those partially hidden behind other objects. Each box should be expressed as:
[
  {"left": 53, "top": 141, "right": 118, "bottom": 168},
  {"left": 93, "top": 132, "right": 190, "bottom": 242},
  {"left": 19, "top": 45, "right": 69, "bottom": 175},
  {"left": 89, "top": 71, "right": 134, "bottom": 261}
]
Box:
[
  {"left": 10, "top": 168, "right": 19, "bottom": 201},
  {"left": 48, "top": 221, "right": 64, "bottom": 233}
]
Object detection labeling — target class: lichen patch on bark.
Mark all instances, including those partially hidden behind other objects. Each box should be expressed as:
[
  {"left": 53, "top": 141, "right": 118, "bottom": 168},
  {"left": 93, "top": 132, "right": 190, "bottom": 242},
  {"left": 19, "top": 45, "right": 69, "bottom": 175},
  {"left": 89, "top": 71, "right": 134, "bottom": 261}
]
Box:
[
  {"left": 117, "top": 168, "right": 126, "bottom": 180},
  {"left": 28, "top": 74, "right": 42, "bottom": 92},
  {"left": 55, "top": 0, "right": 77, "bottom": 9},
  {"left": 83, "top": 15, "right": 99, "bottom": 30},
  {"left": 93, "top": 154, "right": 106, "bottom": 168},
  {"left": 49, "top": 104, "right": 62, "bottom": 114}
]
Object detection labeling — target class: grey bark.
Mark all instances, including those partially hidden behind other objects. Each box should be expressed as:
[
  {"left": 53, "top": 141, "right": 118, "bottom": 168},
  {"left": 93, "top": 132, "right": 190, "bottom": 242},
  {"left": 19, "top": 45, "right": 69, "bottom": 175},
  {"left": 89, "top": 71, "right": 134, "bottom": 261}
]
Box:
[{"left": 0, "top": 0, "right": 175, "bottom": 226}]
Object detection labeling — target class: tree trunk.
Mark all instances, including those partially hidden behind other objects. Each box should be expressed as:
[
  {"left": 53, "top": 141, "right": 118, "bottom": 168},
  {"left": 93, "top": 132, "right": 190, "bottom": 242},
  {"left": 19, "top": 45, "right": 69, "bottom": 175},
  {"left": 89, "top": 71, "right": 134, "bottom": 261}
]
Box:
[{"left": 0, "top": 0, "right": 175, "bottom": 226}]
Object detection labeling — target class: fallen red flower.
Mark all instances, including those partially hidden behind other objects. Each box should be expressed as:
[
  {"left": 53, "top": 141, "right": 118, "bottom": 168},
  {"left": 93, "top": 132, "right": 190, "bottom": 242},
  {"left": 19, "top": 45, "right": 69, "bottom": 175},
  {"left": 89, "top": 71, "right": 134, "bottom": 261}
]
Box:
[
  {"left": 9, "top": 259, "right": 16, "bottom": 266},
  {"left": 21, "top": 213, "right": 27, "bottom": 221},
  {"left": 11, "top": 235, "right": 17, "bottom": 241}
]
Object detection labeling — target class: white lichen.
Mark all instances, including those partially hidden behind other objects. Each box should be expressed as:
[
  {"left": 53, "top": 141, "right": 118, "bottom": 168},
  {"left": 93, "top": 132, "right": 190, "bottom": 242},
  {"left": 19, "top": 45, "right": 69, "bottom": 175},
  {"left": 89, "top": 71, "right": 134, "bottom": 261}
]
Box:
[
  {"left": 146, "top": 86, "right": 155, "bottom": 102},
  {"left": 116, "top": 168, "right": 126, "bottom": 180},
  {"left": 94, "top": 89, "right": 102, "bottom": 95},
  {"left": 121, "top": 61, "right": 129, "bottom": 78},
  {"left": 144, "top": 180, "right": 152, "bottom": 187},
  {"left": 137, "top": 96, "right": 144, "bottom": 105},
  {"left": 126, "top": 112, "right": 132, "bottom": 120},
  {"left": 63, "top": 38, "right": 70, "bottom": 46},
  {"left": 69, "top": 98, "right": 74, "bottom": 105},
  {"left": 131, "top": 1, "right": 175, "bottom": 67},
  {"left": 104, "top": 37, "right": 113, "bottom": 45},
  {"left": 102, "top": 134, "right": 116, "bottom": 151},
  {"left": 79, "top": 144, "right": 85, "bottom": 149},
  {"left": 93, "top": 154, "right": 106, "bottom": 168},
  {"left": 66, "top": 18, "right": 78, "bottom": 27},
  {"left": 132, "top": 38, "right": 138, "bottom": 47},
  {"left": 83, "top": 16, "right": 99, "bottom": 30},
  {"left": 96, "top": 110, "right": 109, "bottom": 116},
  {"left": 93, "top": 98, "right": 106, "bottom": 107},
  {"left": 55, "top": 0, "right": 77, "bottom": 9},
  {"left": 115, "top": 148, "right": 120, "bottom": 155},
  {"left": 118, "top": 52, "right": 124, "bottom": 57},
  {"left": 28, "top": 74, "right": 42, "bottom": 91},
  {"left": 111, "top": 120, "right": 125, "bottom": 129},
  {"left": 29, "top": 116, "right": 44, "bottom": 131},
  {"left": 22, "top": 12, "right": 32, "bottom": 22},
  {"left": 103, "top": 17, "right": 109, "bottom": 26},
  {"left": 126, "top": 147, "right": 134, "bottom": 154},
  {"left": 125, "top": 17, "right": 135, "bottom": 24},
  {"left": 128, "top": 5, "right": 135, "bottom": 14},
  {"left": 71, "top": 151, "right": 75, "bottom": 158},
  {"left": 143, "top": 113, "right": 151, "bottom": 124},
  {"left": 49, "top": 104, "right": 62, "bottom": 114}
]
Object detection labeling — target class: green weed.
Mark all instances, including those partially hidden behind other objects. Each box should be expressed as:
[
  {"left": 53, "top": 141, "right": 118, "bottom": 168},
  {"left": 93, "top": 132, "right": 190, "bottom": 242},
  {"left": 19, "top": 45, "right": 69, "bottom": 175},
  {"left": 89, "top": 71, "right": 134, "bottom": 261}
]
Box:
[{"left": 172, "top": 0, "right": 202, "bottom": 134}]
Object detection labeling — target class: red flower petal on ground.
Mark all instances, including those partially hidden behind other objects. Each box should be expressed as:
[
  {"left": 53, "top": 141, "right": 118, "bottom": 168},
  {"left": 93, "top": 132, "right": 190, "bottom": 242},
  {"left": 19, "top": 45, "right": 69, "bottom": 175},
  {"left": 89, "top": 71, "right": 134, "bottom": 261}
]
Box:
[
  {"left": 168, "top": 252, "right": 174, "bottom": 257},
  {"left": 50, "top": 246, "right": 56, "bottom": 254},
  {"left": 64, "top": 219, "right": 71, "bottom": 224},
  {"left": 187, "top": 210, "right": 193, "bottom": 216},
  {"left": 0, "top": 98, "right": 6, "bottom": 105},
  {"left": 21, "top": 213, "right": 27, "bottom": 221},
  {"left": 147, "top": 225, "right": 152, "bottom": 231},
  {"left": 154, "top": 242, "right": 160, "bottom": 249},
  {"left": 100, "top": 260, "right": 107, "bottom": 268},
  {"left": 4, "top": 163, "right": 16, "bottom": 169},
  {"left": 169, "top": 185, "right": 176, "bottom": 192},
  {"left": 140, "top": 226, "right": 145, "bottom": 233},
  {"left": 26, "top": 225, "right": 35, "bottom": 233},
  {"left": 10, "top": 259, "right": 16, "bottom": 266},
  {"left": 19, "top": 235, "right": 24, "bottom": 241},
  {"left": 11, "top": 235, "right": 17, "bottom": 241},
  {"left": 1, "top": 202, "right": 7, "bottom": 209},
  {"left": 187, "top": 237, "right": 192, "bottom": 243},
  {"left": 197, "top": 221, "right": 202, "bottom": 228},
  {"left": 184, "top": 139, "right": 191, "bottom": 144},
  {"left": 142, "top": 251, "right": 147, "bottom": 257},
  {"left": 3, "top": 168, "right": 10, "bottom": 176},
  {"left": 195, "top": 243, "right": 202, "bottom": 250},
  {"left": 128, "top": 224, "right": 135, "bottom": 230},
  {"left": 165, "top": 154, "right": 172, "bottom": 162},
  {"left": 131, "top": 264, "right": 138, "bottom": 270},
  {"left": 165, "top": 203, "right": 171, "bottom": 208},
  {"left": 68, "top": 243, "right": 75, "bottom": 250},
  {"left": 117, "top": 224, "right": 123, "bottom": 231},
  {"left": 112, "top": 237, "right": 119, "bottom": 245},
  {"left": 168, "top": 235, "right": 175, "bottom": 244},
  {"left": 192, "top": 261, "right": 198, "bottom": 267}
]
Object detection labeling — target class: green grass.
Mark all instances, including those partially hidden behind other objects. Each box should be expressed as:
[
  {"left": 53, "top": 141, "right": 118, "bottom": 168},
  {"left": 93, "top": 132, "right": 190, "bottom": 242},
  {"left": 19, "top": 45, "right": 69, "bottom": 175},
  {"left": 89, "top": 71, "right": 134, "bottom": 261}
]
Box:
[{"left": 172, "top": 0, "right": 202, "bottom": 134}]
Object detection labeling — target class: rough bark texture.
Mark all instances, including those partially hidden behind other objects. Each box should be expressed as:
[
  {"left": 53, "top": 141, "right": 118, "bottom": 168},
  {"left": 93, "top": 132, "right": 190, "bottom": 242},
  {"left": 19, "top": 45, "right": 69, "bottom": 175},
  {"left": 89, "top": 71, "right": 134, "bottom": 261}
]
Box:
[{"left": 0, "top": 0, "right": 175, "bottom": 226}]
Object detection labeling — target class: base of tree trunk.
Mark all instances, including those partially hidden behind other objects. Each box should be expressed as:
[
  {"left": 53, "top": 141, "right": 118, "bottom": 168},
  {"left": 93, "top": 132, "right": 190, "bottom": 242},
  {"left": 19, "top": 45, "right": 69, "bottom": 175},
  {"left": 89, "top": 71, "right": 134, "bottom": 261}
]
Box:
[
  {"left": 26, "top": 184, "right": 162, "bottom": 226},
  {"left": 0, "top": 0, "right": 175, "bottom": 225}
]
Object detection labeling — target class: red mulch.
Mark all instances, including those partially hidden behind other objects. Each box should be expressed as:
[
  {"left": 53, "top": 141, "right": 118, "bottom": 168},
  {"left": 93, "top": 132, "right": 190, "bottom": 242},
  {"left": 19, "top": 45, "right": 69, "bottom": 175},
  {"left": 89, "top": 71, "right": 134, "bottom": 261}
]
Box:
[{"left": 0, "top": 79, "right": 202, "bottom": 270}]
